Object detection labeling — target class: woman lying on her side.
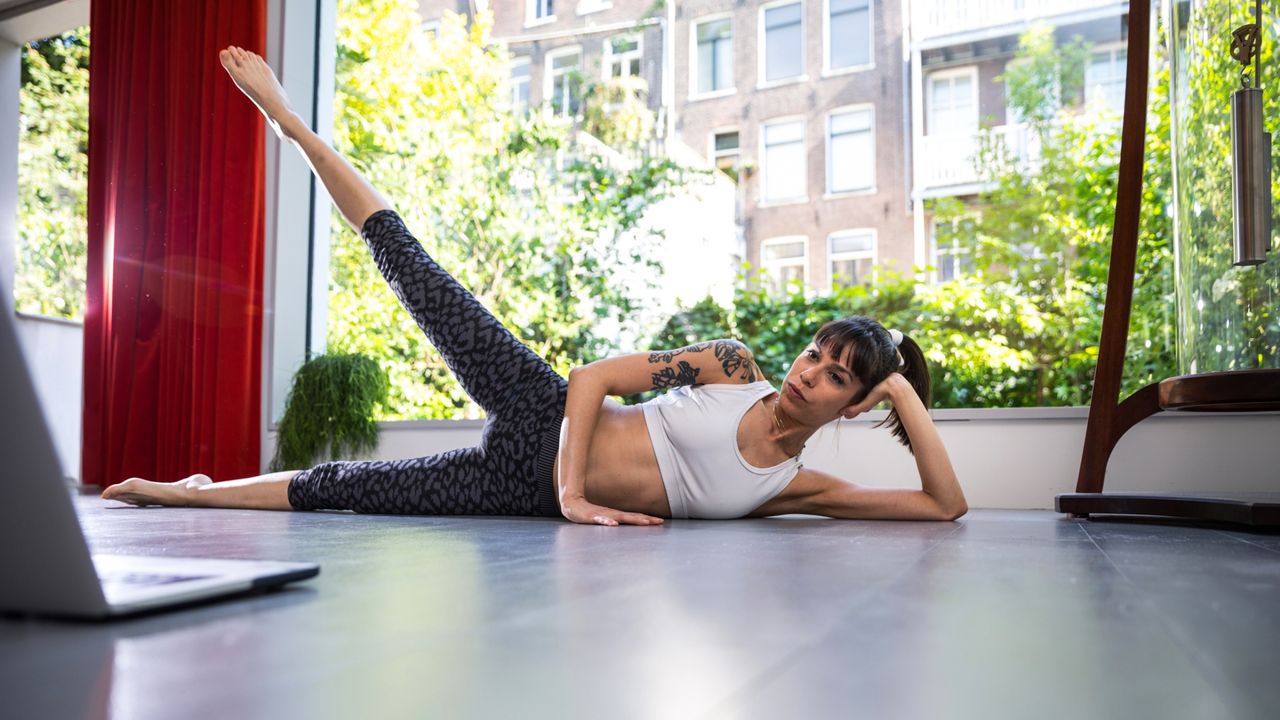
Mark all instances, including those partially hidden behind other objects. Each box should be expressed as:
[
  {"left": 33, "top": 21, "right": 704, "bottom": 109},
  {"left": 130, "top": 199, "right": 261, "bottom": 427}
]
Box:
[{"left": 103, "top": 47, "right": 967, "bottom": 525}]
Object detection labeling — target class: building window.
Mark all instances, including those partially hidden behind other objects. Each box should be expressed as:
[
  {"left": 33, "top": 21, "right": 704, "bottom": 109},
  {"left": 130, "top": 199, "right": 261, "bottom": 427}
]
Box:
[
  {"left": 827, "top": 0, "right": 870, "bottom": 71},
  {"left": 528, "top": 0, "right": 554, "bottom": 23},
  {"left": 827, "top": 108, "right": 873, "bottom": 194},
  {"left": 545, "top": 47, "right": 582, "bottom": 118},
  {"left": 762, "top": 237, "right": 807, "bottom": 294},
  {"left": 928, "top": 68, "right": 978, "bottom": 135},
  {"left": 510, "top": 57, "right": 531, "bottom": 114},
  {"left": 932, "top": 221, "right": 972, "bottom": 282},
  {"left": 712, "top": 130, "right": 740, "bottom": 182},
  {"left": 577, "top": 0, "right": 611, "bottom": 15},
  {"left": 829, "top": 231, "right": 875, "bottom": 288},
  {"left": 694, "top": 17, "right": 734, "bottom": 95},
  {"left": 762, "top": 119, "right": 806, "bottom": 203},
  {"left": 420, "top": 20, "right": 440, "bottom": 37},
  {"left": 1086, "top": 46, "right": 1127, "bottom": 117},
  {"left": 605, "top": 34, "right": 643, "bottom": 80},
  {"left": 762, "top": 2, "right": 804, "bottom": 83}
]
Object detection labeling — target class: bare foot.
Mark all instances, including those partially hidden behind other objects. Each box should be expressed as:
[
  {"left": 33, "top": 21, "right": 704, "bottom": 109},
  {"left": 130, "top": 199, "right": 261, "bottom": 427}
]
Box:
[
  {"left": 219, "top": 45, "right": 297, "bottom": 139},
  {"left": 102, "top": 473, "right": 213, "bottom": 507}
]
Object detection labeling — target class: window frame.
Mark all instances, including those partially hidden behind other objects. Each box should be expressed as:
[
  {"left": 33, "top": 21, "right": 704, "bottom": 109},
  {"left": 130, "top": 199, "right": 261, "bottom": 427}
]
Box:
[
  {"left": 758, "top": 115, "right": 809, "bottom": 206},
  {"left": 822, "top": 0, "right": 874, "bottom": 77},
  {"left": 926, "top": 65, "right": 979, "bottom": 136},
  {"left": 689, "top": 12, "right": 736, "bottom": 101},
  {"left": 543, "top": 44, "right": 583, "bottom": 119},
  {"left": 930, "top": 218, "right": 973, "bottom": 284},
  {"left": 603, "top": 32, "right": 644, "bottom": 81},
  {"left": 825, "top": 104, "right": 876, "bottom": 197},
  {"left": 760, "top": 235, "right": 810, "bottom": 294},
  {"left": 827, "top": 229, "right": 877, "bottom": 290},
  {"left": 509, "top": 56, "right": 531, "bottom": 114},
  {"left": 1084, "top": 42, "right": 1127, "bottom": 118},
  {"left": 757, "top": 0, "right": 808, "bottom": 89},
  {"left": 709, "top": 126, "right": 741, "bottom": 180},
  {"left": 526, "top": 0, "right": 556, "bottom": 28}
]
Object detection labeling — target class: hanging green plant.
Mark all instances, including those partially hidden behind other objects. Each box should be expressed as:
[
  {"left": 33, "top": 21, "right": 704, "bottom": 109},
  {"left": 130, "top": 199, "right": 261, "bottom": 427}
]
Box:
[{"left": 270, "top": 353, "right": 389, "bottom": 472}]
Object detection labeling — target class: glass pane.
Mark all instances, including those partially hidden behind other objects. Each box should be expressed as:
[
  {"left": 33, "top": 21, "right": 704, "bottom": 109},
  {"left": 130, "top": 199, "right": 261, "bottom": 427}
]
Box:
[
  {"left": 610, "top": 35, "right": 639, "bottom": 54},
  {"left": 830, "top": 131, "right": 872, "bottom": 192},
  {"left": 764, "top": 241, "right": 805, "bottom": 260},
  {"left": 714, "top": 131, "right": 739, "bottom": 153},
  {"left": 831, "top": 232, "right": 873, "bottom": 254},
  {"left": 830, "top": 110, "right": 870, "bottom": 135},
  {"left": 553, "top": 53, "right": 579, "bottom": 71},
  {"left": 713, "top": 37, "right": 734, "bottom": 90},
  {"left": 765, "top": 4, "right": 803, "bottom": 81},
  {"left": 697, "top": 38, "right": 714, "bottom": 93},
  {"left": 698, "top": 18, "right": 731, "bottom": 43},
  {"left": 779, "top": 263, "right": 804, "bottom": 287},
  {"left": 764, "top": 121, "right": 803, "bottom": 145},
  {"left": 829, "top": 6, "right": 870, "bottom": 69}
]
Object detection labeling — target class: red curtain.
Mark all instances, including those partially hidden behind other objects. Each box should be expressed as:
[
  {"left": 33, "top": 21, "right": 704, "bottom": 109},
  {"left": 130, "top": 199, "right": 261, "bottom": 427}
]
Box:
[{"left": 84, "top": 0, "right": 266, "bottom": 487}]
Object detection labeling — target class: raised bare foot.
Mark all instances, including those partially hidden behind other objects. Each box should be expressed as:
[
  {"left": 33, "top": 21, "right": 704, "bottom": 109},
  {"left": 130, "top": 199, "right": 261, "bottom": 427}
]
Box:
[
  {"left": 219, "top": 45, "right": 297, "bottom": 139},
  {"left": 101, "top": 473, "right": 213, "bottom": 507}
]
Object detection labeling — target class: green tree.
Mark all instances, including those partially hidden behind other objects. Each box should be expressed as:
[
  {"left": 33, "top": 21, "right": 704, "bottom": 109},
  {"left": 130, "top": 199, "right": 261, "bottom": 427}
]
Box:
[
  {"left": 327, "top": 2, "right": 688, "bottom": 419},
  {"left": 14, "top": 27, "right": 90, "bottom": 319}
]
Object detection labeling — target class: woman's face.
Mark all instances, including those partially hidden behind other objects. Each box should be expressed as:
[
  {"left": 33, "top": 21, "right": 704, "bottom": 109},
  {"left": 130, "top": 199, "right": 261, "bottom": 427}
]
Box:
[{"left": 778, "top": 341, "right": 865, "bottom": 422}]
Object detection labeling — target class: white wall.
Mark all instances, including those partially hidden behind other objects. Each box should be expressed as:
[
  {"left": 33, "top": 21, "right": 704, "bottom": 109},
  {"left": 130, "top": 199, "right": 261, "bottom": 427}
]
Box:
[
  {"left": 13, "top": 314, "right": 83, "bottom": 480},
  {"left": 265, "top": 408, "right": 1280, "bottom": 511}
]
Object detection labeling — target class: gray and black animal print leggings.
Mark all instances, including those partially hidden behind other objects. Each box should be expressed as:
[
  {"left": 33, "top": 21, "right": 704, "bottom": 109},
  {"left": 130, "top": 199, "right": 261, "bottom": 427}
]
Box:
[{"left": 287, "top": 210, "right": 565, "bottom": 517}]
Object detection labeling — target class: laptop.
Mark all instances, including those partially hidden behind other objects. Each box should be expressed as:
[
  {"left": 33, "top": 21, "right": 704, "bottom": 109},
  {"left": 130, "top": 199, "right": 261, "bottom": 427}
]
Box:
[{"left": 0, "top": 302, "right": 318, "bottom": 619}]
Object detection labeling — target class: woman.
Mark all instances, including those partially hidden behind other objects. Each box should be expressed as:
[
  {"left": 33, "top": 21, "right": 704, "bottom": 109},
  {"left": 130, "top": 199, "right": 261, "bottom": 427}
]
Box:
[{"left": 103, "top": 47, "right": 967, "bottom": 525}]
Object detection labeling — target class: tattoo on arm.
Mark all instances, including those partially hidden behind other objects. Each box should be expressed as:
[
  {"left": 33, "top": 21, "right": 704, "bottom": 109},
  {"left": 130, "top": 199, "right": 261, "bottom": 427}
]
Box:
[
  {"left": 714, "top": 341, "right": 758, "bottom": 382},
  {"left": 648, "top": 342, "right": 711, "bottom": 364},
  {"left": 651, "top": 360, "right": 701, "bottom": 390}
]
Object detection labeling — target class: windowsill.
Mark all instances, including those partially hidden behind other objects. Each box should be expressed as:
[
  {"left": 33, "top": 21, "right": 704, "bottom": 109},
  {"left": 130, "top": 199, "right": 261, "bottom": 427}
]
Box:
[
  {"left": 14, "top": 309, "right": 85, "bottom": 327},
  {"left": 524, "top": 16, "right": 556, "bottom": 29},
  {"left": 688, "top": 88, "right": 737, "bottom": 102},
  {"left": 821, "top": 63, "right": 874, "bottom": 78},
  {"left": 823, "top": 187, "right": 877, "bottom": 200},
  {"left": 756, "top": 75, "right": 808, "bottom": 91},
  {"left": 756, "top": 196, "right": 810, "bottom": 208}
]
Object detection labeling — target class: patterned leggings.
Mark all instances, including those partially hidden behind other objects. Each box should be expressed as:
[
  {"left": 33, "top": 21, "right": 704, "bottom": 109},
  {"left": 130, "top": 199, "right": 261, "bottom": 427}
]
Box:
[{"left": 287, "top": 210, "right": 566, "bottom": 517}]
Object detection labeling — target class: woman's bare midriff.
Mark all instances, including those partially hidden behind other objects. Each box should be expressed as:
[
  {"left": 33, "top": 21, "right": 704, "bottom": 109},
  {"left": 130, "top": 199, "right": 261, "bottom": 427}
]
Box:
[{"left": 553, "top": 398, "right": 672, "bottom": 518}]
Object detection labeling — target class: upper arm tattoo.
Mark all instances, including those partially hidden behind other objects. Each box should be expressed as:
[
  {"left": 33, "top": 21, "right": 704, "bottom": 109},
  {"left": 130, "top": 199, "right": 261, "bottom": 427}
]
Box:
[{"left": 646, "top": 340, "right": 758, "bottom": 389}]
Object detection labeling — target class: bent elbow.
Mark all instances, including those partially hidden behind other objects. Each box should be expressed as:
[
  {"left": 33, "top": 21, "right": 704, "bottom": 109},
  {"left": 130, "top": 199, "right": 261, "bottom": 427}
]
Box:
[{"left": 943, "top": 503, "right": 968, "bottom": 521}]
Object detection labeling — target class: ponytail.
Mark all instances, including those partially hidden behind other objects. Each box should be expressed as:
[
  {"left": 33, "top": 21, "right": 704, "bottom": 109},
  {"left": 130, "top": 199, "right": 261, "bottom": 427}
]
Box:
[{"left": 874, "top": 334, "right": 931, "bottom": 455}]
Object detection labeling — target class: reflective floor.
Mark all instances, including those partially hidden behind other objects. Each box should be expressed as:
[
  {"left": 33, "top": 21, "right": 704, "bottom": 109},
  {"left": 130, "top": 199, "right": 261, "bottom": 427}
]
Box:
[{"left": 3, "top": 493, "right": 1279, "bottom": 719}]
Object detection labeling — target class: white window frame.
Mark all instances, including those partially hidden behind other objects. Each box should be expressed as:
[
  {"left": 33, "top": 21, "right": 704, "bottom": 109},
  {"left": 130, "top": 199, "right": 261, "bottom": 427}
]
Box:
[
  {"left": 759, "top": 116, "right": 808, "bottom": 206},
  {"left": 709, "top": 126, "right": 741, "bottom": 178},
  {"left": 761, "top": 236, "right": 809, "bottom": 294},
  {"left": 509, "top": 56, "right": 531, "bottom": 114},
  {"left": 526, "top": 0, "right": 556, "bottom": 28},
  {"left": 689, "top": 13, "right": 736, "bottom": 101},
  {"left": 544, "top": 45, "right": 583, "bottom": 119},
  {"left": 930, "top": 219, "right": 972, "bottom": 284},
  {"left": 1085, "top": 42, "right": 1127, "bottom": 118},
  {"left": 825, "top": 104, "right": 875, "bottom": 197},
  {"left": 827, "top": 229, "right": 877, "bottom": 289},
  {"left": 758, "top": 0, "right": 807, "bottom": 89},
  {"left": 822, "top": 0, "right": 873, "bottom": 77},
  {"left": 927, "top": 66, "right": 979, "bottom": 136},
  {"left": 603, "top": 33, "right": 643, "bottom": 81}
]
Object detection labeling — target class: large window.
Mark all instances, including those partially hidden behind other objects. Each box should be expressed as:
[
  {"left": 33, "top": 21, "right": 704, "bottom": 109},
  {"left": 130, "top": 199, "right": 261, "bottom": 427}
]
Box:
[
  {"left": 930, "top": 221, "right": 971, "bottom": 283},
  {"left": 761, "top": 237, "right": 808, "bottom": 294},
  {"left": 827, "top": 107, "right": 873, "bottom": 194},
  {"left": 826, "top": 0, "right": 871, "bottom": 72},
  {"left": 693, "top": 17, "right": 734, "bottom": 96},
  {"left": 14, "top": 27, "right": 90, "bottom": 320},
  {"left": 828, "top": 231, "right": 875, "bottom": 288},
  {"left": 527, "top": 0, "right": 554, "bottom": 24},
  {"left": 604, "top": 34, "right": 642, "bottom": 80},
  {"left": 545, "top": 46, "right": 582, "bottom": 118},
  {"left": 1086, "top": 46, "right": 1127, "bottom": 117},
  {"left": 510, "top": 57, "right": 530, "bottom": 114},
  {"left": 928, "top": 68, "right": 978, "bottom": 135},
  {"left": 761, "top": 119, "right": 806, "bottom": 203},
  {"left": 761, "top": 1, "right": 804, "bottom": 84}
]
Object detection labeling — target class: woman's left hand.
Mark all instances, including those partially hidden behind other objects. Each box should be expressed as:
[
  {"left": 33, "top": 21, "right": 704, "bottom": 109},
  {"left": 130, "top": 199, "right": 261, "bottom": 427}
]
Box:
[{"left": 844, "top": 372, "right": 913, "bottom": 418}]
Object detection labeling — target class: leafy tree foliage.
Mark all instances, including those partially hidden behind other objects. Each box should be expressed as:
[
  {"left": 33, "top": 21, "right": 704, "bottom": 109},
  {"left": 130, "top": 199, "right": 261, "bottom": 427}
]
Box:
[
  {"left": 14, "top": 27, "right": 90, "bottom": 319},
  {"left": 327, "top": 3, "right": 688, "bottom": 419}
]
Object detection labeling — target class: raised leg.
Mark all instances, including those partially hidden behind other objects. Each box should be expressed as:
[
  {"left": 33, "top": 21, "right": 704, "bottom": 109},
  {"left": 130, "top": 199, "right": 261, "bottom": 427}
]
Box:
[
  {"left": 219, "top": 45, "right": 390, "bottom": 232},
  {"left": 102, "top": 471, "right": 297, "bottom": 511}
]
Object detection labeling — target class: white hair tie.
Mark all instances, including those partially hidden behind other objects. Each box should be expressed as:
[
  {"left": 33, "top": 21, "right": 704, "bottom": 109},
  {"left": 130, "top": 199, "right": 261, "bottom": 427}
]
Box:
[{"left": 887, "top": 329, "right": 905, "bottom": 367}]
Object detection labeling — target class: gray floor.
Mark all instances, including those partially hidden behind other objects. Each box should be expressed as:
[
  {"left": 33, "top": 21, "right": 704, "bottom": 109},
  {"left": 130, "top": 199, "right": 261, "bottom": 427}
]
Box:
[{"left": 3, "top": 493, "right": 1279, "bottom": 720}]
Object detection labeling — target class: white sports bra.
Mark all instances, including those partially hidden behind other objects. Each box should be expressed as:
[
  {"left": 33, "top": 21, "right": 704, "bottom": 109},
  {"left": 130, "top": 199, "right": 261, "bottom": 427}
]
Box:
[{"left": 641, "top": 381, "right": 801, "bottom": 519}]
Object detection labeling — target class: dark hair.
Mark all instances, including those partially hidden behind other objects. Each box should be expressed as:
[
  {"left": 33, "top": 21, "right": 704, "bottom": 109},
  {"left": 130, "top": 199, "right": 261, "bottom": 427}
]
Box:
[{"left": 812, "top": 316, "right": 932, "bottom": 454}]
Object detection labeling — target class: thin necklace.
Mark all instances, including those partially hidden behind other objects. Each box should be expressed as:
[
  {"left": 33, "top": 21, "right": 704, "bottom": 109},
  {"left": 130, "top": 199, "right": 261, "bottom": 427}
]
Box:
[{"left": 771, "top": 396, "right": 801, "bottom": 459}]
